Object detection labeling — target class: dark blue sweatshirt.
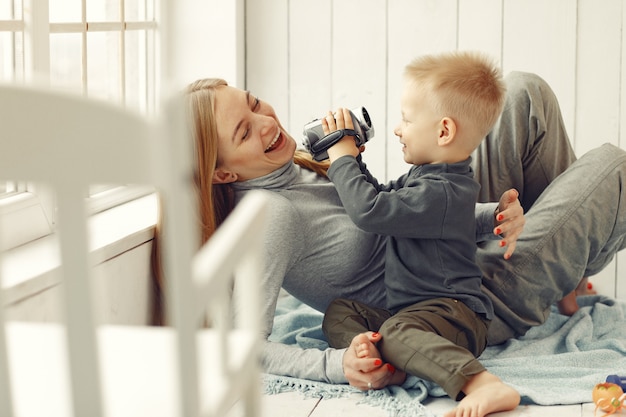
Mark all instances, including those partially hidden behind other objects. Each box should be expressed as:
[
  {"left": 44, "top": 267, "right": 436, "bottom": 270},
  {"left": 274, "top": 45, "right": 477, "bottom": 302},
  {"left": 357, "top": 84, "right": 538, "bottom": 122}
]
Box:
[{"left": 328, "top": 155, "right": 494, "bottom": 319}]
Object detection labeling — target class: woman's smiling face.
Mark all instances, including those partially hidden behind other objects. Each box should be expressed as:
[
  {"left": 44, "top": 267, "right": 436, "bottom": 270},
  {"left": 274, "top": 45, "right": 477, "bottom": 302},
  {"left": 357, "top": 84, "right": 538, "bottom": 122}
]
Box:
[{"left": 212, "top": 85, "right": 297, "bottom": 183}]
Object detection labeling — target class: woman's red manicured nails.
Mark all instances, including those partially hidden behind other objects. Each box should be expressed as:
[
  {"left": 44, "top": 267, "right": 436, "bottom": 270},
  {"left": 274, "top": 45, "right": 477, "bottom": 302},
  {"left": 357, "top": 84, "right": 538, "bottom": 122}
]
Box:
[
  {"left": 387, "top": 364, "right": 396, "bottom": 373},
  {"left": 499, "top": 240, "right": 506, "bottom": 247},
  {"left": 497, "top": 214, "right": 504, "bottom": 221},
  {"left": 372, "top": 332, "right": 380, "bottom": 338},
  {"left": 495, "top": 227, "right": 502, "bottom": 235},
  {"left": 374, "top": 359, "right": 382, "bottom": 366}
]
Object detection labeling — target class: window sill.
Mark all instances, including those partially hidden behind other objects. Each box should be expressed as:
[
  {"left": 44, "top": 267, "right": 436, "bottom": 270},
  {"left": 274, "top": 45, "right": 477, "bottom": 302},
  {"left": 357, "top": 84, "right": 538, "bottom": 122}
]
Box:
[{"left": 1, "top": 194, "right": 158, "bottom": 306}]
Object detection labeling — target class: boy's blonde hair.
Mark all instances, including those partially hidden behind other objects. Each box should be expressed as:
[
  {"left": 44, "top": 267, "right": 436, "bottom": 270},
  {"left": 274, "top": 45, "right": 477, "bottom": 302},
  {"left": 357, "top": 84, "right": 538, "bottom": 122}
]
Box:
[{"left": 404, "top": 51, "right": 506, "bottom": 146}]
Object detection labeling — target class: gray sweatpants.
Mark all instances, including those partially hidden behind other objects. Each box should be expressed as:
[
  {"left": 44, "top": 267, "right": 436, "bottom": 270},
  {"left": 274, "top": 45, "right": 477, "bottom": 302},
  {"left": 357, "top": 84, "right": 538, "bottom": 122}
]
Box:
[{"left": 473, "top": 72, "right": 626, "bottom": 344}]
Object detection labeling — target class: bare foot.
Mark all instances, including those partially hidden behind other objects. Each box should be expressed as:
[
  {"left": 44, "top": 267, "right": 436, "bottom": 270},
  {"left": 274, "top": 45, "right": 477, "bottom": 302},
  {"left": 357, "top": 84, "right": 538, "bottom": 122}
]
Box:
[
  {"left": 443, "top": 371, "right": 520, "bottom": 417},
  {"left": 557, "top": 277, "right": 597, "bottom": 316},
  {"left": 352, "top": 332, "right": 382, "bottom": 360},
  {"left": 557, "top": 290, "right": 579, "bottom": 315},
  {"left": 576, "top": 277, "right": 597, "bottom": 296}
]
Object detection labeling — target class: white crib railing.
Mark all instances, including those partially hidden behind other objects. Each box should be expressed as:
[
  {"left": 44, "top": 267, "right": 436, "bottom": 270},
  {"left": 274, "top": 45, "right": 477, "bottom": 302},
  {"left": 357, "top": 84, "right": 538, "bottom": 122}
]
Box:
[{"left": 0, "top": 82, "right": 265, "bottom": 417}]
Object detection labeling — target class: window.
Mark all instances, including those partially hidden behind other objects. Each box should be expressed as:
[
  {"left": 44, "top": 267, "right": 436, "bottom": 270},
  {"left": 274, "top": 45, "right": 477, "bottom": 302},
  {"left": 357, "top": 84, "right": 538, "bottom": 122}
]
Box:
[{"left": 0, "top": 0, "right": 158, "bottom": 250}]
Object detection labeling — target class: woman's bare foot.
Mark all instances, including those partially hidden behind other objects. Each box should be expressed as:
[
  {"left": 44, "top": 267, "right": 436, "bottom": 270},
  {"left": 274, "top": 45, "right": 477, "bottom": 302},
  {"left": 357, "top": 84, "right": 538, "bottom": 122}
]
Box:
[
  {"left": 443, "top": 371, "right": 520, "bottom": 417},
  {"left": 557, "top": 290, "right": 579, "bottom": 315},
  {"left": 576, "top": 277, "right": 597, "bottom": 295},
  {"left": 557, "top": 277, "right": 597, "bottom": 315}
]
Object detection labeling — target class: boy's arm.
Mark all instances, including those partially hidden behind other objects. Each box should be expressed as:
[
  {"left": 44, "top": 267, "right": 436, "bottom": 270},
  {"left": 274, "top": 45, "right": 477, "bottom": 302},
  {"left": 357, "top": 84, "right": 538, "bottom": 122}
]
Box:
[{"left": 324, "top": 108, "right": 406, "bottom": 191}]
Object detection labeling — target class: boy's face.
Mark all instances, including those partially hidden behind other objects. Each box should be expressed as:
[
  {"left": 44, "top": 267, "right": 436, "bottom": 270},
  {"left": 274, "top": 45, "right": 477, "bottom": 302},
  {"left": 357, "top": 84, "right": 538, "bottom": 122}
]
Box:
[{"left": 394, "top": 82, "right": 442, "bottom": 166}]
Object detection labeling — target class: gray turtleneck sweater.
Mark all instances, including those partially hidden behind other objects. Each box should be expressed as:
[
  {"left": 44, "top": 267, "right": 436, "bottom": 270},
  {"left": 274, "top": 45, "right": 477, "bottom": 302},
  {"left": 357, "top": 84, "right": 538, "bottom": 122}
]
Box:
[{"left": 231, "top": 161, "right": 498, "bottom": 384}]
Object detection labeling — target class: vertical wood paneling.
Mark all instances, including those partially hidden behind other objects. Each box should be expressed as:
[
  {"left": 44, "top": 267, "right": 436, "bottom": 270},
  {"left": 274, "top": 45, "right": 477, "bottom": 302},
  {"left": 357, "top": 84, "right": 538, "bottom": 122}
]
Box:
[
  {"left": 288, "top": 0, "right": 332, "bottom": 139},
  {"left": 458, "top": 0, "right": 503, "bottom": 61},
  {"left": 246, "top": 0, "right": 290, "bottom": 124},
  {"left": 386, "top": 0, "right": 458, "bottom": 180},
  {"left": 502, "top": 0, "right": 577, "bottom": 140},
  {"left": 169, "top": 0, "right": 244, "bottom": 88},
  {"left": 575, "top": 0, "right": 621, "bottom": 155},
  {"left": 331, "top": 0, "right": 387, "bottom": 180},
  {"left": 616, "top": 3, "right": 626, "bottom": 301},
  {"left": 576, "top": 0, "right": 622, "bottom": 298},
  {"left": 621, "top": 0, "right": 626, "bottom": 153}
]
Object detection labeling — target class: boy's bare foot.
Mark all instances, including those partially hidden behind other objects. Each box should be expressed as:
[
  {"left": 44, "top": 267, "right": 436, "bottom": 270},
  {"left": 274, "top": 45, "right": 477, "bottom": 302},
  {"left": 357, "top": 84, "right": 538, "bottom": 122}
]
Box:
[
  {"left": 353, "top": 332, "right": 382, "bottom": 360},
  {"left": 443, "top": 371, "right": 520, "bottom": 417},
  {"left": 352, "top": 332, "right": 407, "bottom": 387}
]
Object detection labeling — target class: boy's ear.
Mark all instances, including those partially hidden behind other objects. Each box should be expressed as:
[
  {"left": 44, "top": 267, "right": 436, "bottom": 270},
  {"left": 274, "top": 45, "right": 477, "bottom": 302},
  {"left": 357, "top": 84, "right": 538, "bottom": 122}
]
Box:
[
  {"left": 437, "top": 117, "right": 457, "bottom": 146},
  {"left": 212, "top": 168, "right": 238, "bottom": 184}
]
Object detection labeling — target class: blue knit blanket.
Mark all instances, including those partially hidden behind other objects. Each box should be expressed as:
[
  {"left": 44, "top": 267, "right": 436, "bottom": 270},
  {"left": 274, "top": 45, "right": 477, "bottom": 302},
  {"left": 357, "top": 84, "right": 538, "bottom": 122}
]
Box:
[{"left": 264, "top": 294, "right": 626, "bottom": 416}]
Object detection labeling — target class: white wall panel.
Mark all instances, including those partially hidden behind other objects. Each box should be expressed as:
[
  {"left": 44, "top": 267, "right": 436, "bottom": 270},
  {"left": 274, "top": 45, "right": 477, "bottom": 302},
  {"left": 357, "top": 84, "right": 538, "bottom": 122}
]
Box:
[
  {"left": 165, "top": 0, "right": 243, "bottom": 88},
  {"left": 331, "top": 0, "right": 387, "bottom": 179},
  {"left": 575, "top": 0, "right": 622, "bottom": 297},
  {"left": 458, "top": 0, "right": 502, "bottom": 62},
  {"left": 575, "top": 0, "right": 621, "bottom": 155},
  {"left": 616, "top": 3, "right": 626, "bottom": 300},
  {"left": 288, "top": 0, "right": 332, "bottom": 148},
  {"left": 502, "top": 0, "right": 578, "bottom": 140},
  {"left": 246, "top": 0, "right": 290, "bottom": 123},
  {"left": 386, "top": 0, "right": 458, "bottom": 180}
]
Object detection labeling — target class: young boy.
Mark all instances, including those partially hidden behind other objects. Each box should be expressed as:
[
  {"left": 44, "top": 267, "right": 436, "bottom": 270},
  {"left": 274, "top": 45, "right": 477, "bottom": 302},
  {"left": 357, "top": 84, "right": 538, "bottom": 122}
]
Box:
[{"left": 321, "top": 51, "right": 520, "bottom": 417}]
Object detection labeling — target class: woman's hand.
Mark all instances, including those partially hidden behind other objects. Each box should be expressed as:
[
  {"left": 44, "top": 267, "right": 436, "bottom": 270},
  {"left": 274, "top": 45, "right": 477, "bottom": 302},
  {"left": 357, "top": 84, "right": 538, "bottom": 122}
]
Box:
[
  {"left": 342, "top": 331, "right": 406, "bottom": 390},
  {"left": 494, "top": 188, "right": 525, "bottom": 259}
]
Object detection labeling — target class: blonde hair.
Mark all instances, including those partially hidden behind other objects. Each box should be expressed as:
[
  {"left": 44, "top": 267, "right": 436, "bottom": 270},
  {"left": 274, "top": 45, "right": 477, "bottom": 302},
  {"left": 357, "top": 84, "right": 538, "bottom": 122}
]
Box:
[
  {"left": 186, "top": 78, "right": 232, "bottom": 245},
  {"left": 151, "top": 78, "right": 329, "bottom": 324},
  {"left": 404, "top": 51, "right": 506, "bottom": 146}
]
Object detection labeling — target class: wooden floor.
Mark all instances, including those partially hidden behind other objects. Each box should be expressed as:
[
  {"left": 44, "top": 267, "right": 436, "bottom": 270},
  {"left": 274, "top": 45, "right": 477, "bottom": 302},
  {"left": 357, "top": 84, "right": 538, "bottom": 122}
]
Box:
[{"left": 253, "top": 392, "right": 596, "bottom": 417}]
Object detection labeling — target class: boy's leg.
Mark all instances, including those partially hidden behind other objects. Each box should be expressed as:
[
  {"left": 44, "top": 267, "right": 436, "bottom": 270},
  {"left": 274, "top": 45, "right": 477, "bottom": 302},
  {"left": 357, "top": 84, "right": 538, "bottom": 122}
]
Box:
[
  {"left": 322, "top": 298, "right": 391, "bottom": 349},
  {"left": 443, "top": 371, "right": 520, "bottom": 417},
  {"left": 377, "top": 298, "right": 488, "bottom": 399},
  {"left": 480, "top": 144, "right": 626, "bottom": 344},
  {"left": 472, "top": 71, "right": 577, "bottom": 213}
]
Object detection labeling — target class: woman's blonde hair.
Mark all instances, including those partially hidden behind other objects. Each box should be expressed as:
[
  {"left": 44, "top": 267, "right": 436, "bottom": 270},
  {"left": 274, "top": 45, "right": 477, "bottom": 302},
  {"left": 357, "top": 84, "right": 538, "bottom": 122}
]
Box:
[
  {"left": 151, "top": 78, "right": 329, "bottom": 324},
  {"left": 186, "top": 78, "right": 232, "bottom": 245}
]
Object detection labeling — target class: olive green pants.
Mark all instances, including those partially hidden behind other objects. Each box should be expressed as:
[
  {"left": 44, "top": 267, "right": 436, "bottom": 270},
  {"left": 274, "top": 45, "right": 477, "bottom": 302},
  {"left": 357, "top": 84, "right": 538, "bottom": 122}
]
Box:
[{"left": 322, "top": 297, "right": 490, "bottom": 400}]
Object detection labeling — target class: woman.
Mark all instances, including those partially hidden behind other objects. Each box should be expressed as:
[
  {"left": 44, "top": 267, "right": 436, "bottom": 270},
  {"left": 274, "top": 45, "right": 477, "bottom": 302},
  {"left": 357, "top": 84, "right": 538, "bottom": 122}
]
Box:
[{"left": 155, "top": 71, "right": 626, "bottom": 392}]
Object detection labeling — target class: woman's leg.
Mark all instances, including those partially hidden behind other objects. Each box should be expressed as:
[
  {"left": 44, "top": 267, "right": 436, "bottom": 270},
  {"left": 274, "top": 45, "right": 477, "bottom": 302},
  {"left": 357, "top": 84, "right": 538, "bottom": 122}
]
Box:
[
  {"left": 480, "top": 143, "right": 626, "bottom": 344},
  {"left": 472, "top": 71, "right": 577, "bottom": 213}
]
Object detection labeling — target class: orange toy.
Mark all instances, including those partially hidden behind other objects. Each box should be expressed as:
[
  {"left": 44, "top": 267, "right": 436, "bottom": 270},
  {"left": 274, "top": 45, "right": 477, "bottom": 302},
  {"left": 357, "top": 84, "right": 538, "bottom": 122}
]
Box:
[{"left": 593, "top": 382, "right": 626, "bottom": 416}]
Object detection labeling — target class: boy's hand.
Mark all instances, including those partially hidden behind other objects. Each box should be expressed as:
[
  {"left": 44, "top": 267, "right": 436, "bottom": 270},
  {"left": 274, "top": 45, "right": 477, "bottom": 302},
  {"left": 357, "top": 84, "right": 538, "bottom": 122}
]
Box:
[{"left": 322, "top": 108, "right": 360, "bottom": 163}]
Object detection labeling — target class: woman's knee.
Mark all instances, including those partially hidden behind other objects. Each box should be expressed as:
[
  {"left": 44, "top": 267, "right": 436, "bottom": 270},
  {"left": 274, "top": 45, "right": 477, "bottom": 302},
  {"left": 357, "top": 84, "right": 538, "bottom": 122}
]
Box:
[{"left": 504, "top": 71, "right": 552, "bottom": 100}]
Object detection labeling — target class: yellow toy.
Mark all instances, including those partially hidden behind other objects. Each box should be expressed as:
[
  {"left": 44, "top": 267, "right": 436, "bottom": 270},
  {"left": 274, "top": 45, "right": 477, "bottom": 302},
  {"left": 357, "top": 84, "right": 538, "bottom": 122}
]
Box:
[{"left": 593, "top": 382, "right": 626, "bottom": 416}]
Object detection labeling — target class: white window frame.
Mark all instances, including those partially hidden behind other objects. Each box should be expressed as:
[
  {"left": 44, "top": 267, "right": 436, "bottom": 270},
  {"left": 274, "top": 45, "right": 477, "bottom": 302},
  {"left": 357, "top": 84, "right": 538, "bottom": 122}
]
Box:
[{"left": 0, "top": 0, "right": 158, "bottom": 251}]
